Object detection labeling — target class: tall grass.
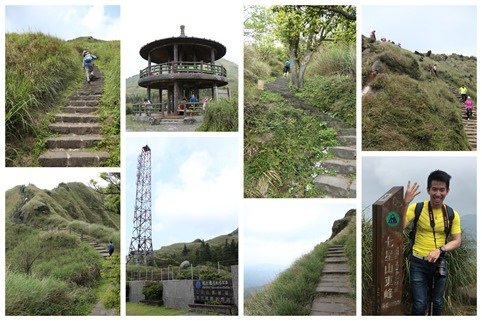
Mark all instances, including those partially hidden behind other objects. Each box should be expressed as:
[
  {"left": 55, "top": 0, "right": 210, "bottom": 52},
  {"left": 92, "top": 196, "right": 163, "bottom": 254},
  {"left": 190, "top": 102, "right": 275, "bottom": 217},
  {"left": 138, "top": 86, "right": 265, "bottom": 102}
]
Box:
[
  {"left": 5, "top": 32, "right": 82, "bottom": 166},
  {"left": 67, "top": 219, "right": 120, "bottom": 246},
  {"left": 197, "top": 99, "right": 238, "bottom": 131},
  {"left": 245, "top": 243, "right": 329, "bottom": 315},
  {"left": 306, "top": 42, "right": 356, "bottom": 77},
  {"left": 362, "top": 216, "right": 476, "bottom": 315},
  {"left": 6, "top": 271, "right": 96, "bottom": 315}
]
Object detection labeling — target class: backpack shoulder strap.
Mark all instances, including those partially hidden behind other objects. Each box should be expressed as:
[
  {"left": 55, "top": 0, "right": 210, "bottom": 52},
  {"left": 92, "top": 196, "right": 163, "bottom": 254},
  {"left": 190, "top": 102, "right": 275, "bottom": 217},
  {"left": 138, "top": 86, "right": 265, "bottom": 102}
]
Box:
[
  {"left": 410, "top": 202, "right": 424, "bottom": 243},
  {"left": 444, "top": 204, "right": 455, "bottom": 242}
]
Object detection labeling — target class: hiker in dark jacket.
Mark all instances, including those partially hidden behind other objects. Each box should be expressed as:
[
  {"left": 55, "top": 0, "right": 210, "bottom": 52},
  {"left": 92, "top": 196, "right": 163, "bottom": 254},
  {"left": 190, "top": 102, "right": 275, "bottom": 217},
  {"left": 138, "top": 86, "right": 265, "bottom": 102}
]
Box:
[
  {"left": 402, "top": 170, "right": 461, "bottom": 315},
  {"left": 107, "top": 241, "right": 115, "bottom": 256}
]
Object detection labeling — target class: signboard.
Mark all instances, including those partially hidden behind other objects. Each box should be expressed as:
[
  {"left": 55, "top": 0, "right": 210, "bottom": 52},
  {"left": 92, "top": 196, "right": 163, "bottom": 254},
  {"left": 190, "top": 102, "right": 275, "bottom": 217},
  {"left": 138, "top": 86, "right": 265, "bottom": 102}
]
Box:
[
  {"left": 372, "top": 186, "right": 404, "bottom": 315},
  {"left": 193, "top": 280, "right": 234, "bottom": 305}
]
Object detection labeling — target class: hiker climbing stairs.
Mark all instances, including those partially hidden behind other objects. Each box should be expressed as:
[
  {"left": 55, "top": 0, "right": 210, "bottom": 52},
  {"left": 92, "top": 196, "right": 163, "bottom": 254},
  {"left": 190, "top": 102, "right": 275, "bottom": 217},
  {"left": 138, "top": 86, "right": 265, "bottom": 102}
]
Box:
[
  {"left": 310, "top": 245, "right": 355, "bottom": 315},
  {"left": 450, "top": 86, "right": 476, "bottom": 150},
  {"left": 39, "top": 67, "right": 110, "bottom": 166},
  {"left": 266, "top": 77, "right": 356, "bottom": 198}
]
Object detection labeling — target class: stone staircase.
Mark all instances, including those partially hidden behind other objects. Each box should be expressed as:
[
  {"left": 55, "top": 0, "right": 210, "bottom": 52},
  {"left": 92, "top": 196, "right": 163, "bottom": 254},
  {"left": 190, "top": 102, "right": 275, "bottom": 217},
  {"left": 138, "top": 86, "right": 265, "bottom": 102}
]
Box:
[
  {"left": 39, "top": 67, "right": 110, "bottom": 166},
  {"left": 450, "top": 86, "right": 476, "bottom": 150},
  {"left": 265, "top": 77, "right": 356, "bottom": 198},
  {"left": 310, "top": 245, "right": 355, "bottom": 316},
  {"left": 74, "top": 232, "right": 110, "bottom": 258},
  {"left": 314, "top": 128, "right": 356, "bottom": 198}
]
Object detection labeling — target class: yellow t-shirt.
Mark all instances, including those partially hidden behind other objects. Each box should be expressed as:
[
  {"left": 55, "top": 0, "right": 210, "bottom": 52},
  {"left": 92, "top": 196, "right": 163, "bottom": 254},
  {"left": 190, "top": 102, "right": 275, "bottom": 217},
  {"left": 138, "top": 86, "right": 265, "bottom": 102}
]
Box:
[{"left": 406, "top": 201, "right": 461, "bottom": 257}]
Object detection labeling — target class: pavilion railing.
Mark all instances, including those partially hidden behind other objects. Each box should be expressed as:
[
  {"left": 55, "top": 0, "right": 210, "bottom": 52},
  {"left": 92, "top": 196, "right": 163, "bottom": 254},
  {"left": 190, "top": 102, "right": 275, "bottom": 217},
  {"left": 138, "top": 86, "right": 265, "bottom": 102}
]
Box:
[
  {"left": 139, "top": 62, "right": 227, "bottom": 79},
  {"left": 133, "top": 101, "right": 206, "bottom": 118}
]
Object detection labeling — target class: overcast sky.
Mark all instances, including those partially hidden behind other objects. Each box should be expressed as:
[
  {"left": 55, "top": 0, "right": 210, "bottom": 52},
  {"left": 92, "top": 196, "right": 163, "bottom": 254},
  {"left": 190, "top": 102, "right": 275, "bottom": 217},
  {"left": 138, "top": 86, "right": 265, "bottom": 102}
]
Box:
[
  {"left": 362, "top": 5, "right": 476, "bottom": 56},
  {"left": 122, "top": 1, "right": 242, "bottom": 78},
  {"left": 124, "top": 137, "right": 240, "bottom": 256},
  {"left": 244, "top": 201, "right": 355, "bottom": 269},
  {"left": 3, "top": 168, "right": 110, "bottom": 190},
  {"left": 5, "top": 5, "right": 120, "bottom": 41},
  {"left": 362, "top": 155, "right": 476, "bottom": 218}
]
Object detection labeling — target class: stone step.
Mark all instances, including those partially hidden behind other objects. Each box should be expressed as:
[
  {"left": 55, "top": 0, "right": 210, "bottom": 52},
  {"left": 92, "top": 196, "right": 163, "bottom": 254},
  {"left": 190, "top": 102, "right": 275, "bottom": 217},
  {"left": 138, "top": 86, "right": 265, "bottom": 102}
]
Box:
[
  {"left": 323, "top": 265, "right": 350, "bottom": 273},
  {"left": 325, "top": 257, "right": 348, "bottom": 263},
  {"left": 337, "top": 128, "right": 356, "bottom": 136},
  {"left": 49, "top": 123, "right": 101, "bottom": 135},
  {"left": 39, "top": 150, "right": 109, "bottom": 167},
  {"left": 54, "top": 113, "right": 100, "bottom": 123},
  {"left": 46, "top": 134, "right": 103, "bottom": 149},
  {"left": 310, "top": 296, "right": 355, "bottom": 316},
  {"left": 338, "top": 135, "right": 356, "bottom": 145},
  {"left": 316, "top": 284, "right": 351, "bottom": 294},
  {"left": 322, "top": 159, "right": 356, "bottom": 175},
  {"left": 314, "top": 175, "right": 356, "bottom": 198},
  {"left": 63, "top": 106, "right": 98, "bottom": 114},
  {"left": 71, "top": 94, "right": 102, "bottom": 100},
  {"left": 330, "top": 146, "right": 356, "bottom": 159},
  {"left": 70, "top": 100, "right": 99, "bottom": 107}
]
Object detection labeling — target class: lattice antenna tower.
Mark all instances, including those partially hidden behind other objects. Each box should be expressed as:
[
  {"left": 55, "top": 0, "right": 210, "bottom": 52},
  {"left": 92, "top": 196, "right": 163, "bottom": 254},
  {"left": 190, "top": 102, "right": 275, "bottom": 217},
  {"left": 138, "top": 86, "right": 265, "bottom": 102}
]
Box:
[{"left": 127, "top": 145, "right": 155, "bottom": 265}]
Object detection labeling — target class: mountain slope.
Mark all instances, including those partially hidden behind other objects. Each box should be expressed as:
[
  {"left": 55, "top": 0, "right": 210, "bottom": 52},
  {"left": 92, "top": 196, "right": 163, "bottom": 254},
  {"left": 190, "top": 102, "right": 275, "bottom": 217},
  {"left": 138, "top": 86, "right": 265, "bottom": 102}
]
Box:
[{"left": 362, "top": 36, "right": 476, "bottom": 151}]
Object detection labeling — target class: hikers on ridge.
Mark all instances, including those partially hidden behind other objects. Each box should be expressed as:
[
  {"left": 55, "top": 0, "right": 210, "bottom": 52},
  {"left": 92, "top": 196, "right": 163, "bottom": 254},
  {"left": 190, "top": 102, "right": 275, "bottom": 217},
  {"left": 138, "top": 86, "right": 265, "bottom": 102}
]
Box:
[
  {"left": 82, "top": 49, "right": 97, "bottom": 84},
  {"left": 465, "top": 96, "right": 474, "bottom": 120}
]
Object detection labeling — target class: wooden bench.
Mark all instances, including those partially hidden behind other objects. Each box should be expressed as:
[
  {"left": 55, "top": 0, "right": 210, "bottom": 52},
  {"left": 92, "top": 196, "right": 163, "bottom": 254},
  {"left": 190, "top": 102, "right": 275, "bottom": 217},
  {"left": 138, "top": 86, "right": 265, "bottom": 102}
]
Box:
[{"left": 188, "top": 303, "right": 235, "bottom": 315}]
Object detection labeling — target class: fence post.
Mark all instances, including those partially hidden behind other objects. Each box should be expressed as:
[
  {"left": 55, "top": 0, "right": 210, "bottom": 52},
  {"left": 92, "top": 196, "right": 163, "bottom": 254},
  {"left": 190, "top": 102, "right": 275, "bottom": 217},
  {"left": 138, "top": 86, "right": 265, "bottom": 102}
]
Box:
[{"left": 191, "top": 264, "right": 193, "bottom": 280}]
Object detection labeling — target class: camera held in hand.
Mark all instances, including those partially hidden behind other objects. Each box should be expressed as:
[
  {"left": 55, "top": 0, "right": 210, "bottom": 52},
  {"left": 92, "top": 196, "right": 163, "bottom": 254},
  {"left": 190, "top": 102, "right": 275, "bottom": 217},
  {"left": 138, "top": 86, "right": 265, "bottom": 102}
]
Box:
[{"left": 435, "top": 257, "right": 448, "bottom": 277}]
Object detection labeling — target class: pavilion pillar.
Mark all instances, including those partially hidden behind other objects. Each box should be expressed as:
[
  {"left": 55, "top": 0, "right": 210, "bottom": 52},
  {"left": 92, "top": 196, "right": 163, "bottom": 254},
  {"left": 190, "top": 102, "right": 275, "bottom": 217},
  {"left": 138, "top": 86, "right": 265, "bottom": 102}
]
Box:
[
  {"left": 148, "top": 52, "right": 152, "bottom": 75},
  {"left": 173, "top": 81, "right": 180, "bottom": 114},
  {"left": 173, "top": 44, "right": 178, "bottom": 72},
  {"left": 159, "top": 89, "right": 163, "bottom": 113},
  {"left": 167, "top": 87, "right": 173, "bottom": 114},
  {"left": 147, "top": 86, "right": 151, "bottom": 101},
  {"left": 211, "top": 48, "right": 215, "bottom": 64}
]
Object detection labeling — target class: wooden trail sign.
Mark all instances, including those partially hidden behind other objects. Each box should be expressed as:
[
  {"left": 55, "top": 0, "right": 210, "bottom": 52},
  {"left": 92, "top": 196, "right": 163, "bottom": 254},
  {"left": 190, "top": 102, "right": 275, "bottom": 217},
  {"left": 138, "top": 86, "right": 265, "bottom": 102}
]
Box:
[{"left": 372, "top": 186, "right": 404, "bottom": 315}]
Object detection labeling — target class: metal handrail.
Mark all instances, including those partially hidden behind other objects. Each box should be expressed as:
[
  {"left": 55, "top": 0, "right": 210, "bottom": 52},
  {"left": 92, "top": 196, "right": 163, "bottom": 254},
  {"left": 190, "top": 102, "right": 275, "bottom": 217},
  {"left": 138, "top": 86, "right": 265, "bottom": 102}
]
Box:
[{"left": 139, "top": 61, "right": 227, "bottom": 79}]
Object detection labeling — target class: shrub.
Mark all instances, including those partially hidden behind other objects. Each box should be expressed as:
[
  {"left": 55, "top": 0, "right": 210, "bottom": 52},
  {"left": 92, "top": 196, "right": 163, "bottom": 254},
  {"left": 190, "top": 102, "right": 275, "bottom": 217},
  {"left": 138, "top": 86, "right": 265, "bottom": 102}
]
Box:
[
  {"left": 142, "top": 282, "right": 163, "bottom": 301},
  {"left": 6, "top": 271, "right": 95, "bottom": 315},
  {"left": 197, "top": 99, "right": 238, "bottom": 132}
]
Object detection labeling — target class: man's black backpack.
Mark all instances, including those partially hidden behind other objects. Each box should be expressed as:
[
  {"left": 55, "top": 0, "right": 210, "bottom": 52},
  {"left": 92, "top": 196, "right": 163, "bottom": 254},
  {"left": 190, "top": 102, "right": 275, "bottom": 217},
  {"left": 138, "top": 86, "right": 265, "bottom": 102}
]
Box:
[{"left": 408, "top": 202, "right": 455, "bottom": 248}]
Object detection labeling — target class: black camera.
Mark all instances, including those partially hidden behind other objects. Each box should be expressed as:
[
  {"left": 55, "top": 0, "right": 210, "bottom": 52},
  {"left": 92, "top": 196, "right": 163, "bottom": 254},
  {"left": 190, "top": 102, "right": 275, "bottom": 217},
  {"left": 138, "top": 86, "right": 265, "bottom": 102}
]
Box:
[{"left": 435, "top": 258, "right": 448, "bottom": 277}]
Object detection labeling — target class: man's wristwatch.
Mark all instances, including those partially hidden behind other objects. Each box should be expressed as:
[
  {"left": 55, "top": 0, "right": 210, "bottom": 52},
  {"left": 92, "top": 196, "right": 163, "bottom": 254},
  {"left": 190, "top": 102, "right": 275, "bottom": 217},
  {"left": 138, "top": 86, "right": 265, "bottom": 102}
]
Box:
[{"left": 439, "top": 246, "right": 447, "bottom": 256}]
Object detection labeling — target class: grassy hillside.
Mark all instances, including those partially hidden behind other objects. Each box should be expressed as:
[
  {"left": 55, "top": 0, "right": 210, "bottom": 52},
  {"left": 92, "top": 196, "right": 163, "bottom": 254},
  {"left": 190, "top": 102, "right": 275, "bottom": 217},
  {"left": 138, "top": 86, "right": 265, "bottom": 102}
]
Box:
[
  {"left": 245, "top": 212, "right": 356, "bottom": 315},
  {"left": 5, "top": 33, "right": 120, "bottom": 166},
  {"left": 5, "top": 182, "right": 120, "bottom": 315},
  {"left": 362, "top": 36, "right": 476, "bottom": 151}
]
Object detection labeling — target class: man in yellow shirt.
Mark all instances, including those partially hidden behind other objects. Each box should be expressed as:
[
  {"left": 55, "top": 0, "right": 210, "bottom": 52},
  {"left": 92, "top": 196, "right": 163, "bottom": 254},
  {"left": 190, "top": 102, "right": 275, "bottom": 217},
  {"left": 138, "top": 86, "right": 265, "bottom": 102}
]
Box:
[
  {"left": 459, "top": 85, "right": 468, "bottom": 102},
  {"left": 403, "top": 170, "right": 462, "bottom": 315}
]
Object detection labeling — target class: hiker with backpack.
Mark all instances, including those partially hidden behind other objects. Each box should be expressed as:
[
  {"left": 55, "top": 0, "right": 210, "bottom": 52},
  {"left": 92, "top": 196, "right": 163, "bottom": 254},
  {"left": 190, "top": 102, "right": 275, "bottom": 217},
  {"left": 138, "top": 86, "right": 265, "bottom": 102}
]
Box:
[
  {"left": 82, "top": 50, "right": 97, "bottom": 84},
  {"left": 403, "top": 170, "right": 462, "bottom": 315},
  {"left": 459, "top": 85, "right": 468, "bottom": 102},
  {"left": 283, "top": 59, "right": 291, "bottom": 77}
]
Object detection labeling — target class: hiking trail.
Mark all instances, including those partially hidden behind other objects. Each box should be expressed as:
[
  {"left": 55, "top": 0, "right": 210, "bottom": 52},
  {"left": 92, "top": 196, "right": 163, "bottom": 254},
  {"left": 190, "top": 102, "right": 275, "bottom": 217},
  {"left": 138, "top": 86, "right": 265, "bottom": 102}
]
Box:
[
  {"left": 266, "top": 77, "right": 356, "bottom": 198},
  {"left": 449, "top": 86, "right": 476, "bottom": 150},
  {"left": 39, "top": 66, "right": 110, "bottom": 166},
  {"left": 310, "top": 245, "right": 355, "bottom": 315}
]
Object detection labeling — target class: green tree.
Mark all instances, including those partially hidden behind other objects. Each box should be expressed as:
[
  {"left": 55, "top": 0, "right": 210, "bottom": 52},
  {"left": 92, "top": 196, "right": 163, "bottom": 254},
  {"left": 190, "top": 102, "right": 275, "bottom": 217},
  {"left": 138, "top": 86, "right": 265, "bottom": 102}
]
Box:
[
  {"left": 90, "top": 172, "right": 120, "bottom": 216},
  {"left": 182, "top": 244, "right": 189, "bottom": 257},
  {"left": 272, "top": 5, "right": 356, "bottom": 88}
]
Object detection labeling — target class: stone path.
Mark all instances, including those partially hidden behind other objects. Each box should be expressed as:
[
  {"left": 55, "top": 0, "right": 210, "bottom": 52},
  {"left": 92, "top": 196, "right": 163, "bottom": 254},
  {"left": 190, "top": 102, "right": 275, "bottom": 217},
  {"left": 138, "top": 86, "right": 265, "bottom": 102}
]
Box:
[
  {"left": 266, "top": 77, "right": 356, "bottom": 198},
  {"left": 89, "top": 301, "right": 116, "bottom": 316},
  {"left": 39, "top": 66, "right": 110, "bottom": 166},
  {"left": 310, "top": 245, "right": 355, "bottom": 316},
  {"left": 450, "top": 86, "right": 476, "bottom": 150}
]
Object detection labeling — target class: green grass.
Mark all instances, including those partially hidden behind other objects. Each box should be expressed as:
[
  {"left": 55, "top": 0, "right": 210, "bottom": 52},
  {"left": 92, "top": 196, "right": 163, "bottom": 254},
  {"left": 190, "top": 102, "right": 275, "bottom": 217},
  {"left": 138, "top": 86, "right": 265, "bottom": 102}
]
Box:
[
  {"left": 297, "top": 74, "right": 356, "bottom": 127},
  {"left": 126, "top": 302, "right": 188, "bottom": 316},
  {"left": 244, "top": 86, "right": 337, "bottom": 198},
  {"left": 97, "top": 254, "right": 120, "bottom": 314},
  {"left": 5, "top": 32, "right": 82, "bottom": 166},
  {"left": 362, "top": 216, "right": 476, "bottom": 315},
  {"left": 197, "top": 99, "right": 238, "bottom": 131}
]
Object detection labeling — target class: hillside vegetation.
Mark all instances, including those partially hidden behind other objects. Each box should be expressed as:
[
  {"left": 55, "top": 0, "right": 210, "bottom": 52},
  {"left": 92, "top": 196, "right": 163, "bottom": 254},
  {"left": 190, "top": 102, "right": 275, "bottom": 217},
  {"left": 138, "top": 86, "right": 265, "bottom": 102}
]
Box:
[
  {"left": 5, "top": 33, "right": 120, "bottom": 166},
  {"left": 362, "top": 36, "right": 476, "bottom": 151},
  {"left": 5, "top": 182, "right": 120, "bottom": 315},
  {"left": 245, "top": 211, "right": 356, "bottom": 315},
  {"left": 127, "top": 229, "right": 238, "bottom": 281}
]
